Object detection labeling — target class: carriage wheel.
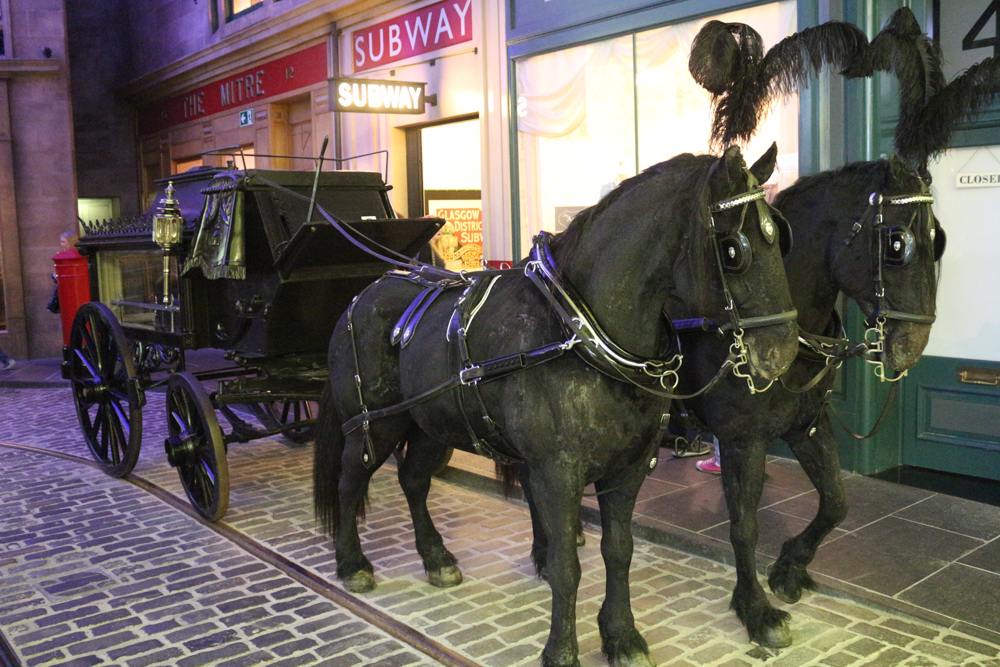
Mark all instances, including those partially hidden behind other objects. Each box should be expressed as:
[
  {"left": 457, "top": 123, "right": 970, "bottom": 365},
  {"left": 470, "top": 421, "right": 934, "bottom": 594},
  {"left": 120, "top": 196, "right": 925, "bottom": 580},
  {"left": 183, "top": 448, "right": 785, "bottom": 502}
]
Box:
[
  {"left": 165, "top": 372, "right": 229, "bottom": 522},
  {"left": 265, "top": 400, "right": 318, "bottom": 444},
  {"left": 69, "top": 302, "right": 143, "bottom": 478}
]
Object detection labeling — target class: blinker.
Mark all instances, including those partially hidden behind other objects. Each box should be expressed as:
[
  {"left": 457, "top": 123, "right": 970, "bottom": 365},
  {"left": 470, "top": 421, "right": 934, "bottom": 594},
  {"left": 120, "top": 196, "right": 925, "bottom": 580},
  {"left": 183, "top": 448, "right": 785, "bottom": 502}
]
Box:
[
  {"left": 719, "top": 233, "right": 752, "bottom": 273},
  {"left": 884, "top": 226, "right": 914, "bottom": 267}
]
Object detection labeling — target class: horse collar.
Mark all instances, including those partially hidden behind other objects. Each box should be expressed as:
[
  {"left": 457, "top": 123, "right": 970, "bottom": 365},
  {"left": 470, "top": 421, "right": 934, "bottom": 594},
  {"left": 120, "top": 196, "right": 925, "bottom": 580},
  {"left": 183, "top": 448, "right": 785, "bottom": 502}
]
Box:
[{"left": 525, "top": 233, "right": 683, "bottom": 391}]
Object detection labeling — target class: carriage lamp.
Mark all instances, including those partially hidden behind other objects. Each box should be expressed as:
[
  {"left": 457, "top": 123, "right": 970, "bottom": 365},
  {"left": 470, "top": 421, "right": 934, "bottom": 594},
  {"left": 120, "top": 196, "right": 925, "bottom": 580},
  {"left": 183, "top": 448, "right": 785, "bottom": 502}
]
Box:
[{"left": 153, "top": 182, "right": 184, "bottom": 316}]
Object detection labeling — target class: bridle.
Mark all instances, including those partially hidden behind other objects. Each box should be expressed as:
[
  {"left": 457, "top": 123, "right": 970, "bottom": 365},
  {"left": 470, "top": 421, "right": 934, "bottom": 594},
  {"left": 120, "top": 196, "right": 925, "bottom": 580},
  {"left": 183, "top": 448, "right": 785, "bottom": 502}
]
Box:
[
  {"left": 833, "top": 185, "right": 940, "bottom": 382},
  {"left": 708, "top": 174, "right": 798, "bottom": 394}
]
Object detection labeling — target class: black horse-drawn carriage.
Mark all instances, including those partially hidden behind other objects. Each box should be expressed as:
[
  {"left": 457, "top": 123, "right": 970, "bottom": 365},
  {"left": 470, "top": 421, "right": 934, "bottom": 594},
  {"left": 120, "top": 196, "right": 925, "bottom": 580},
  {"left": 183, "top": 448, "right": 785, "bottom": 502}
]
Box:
[{"left": 66, "top": 156, "right": 442, "bottom": 521}]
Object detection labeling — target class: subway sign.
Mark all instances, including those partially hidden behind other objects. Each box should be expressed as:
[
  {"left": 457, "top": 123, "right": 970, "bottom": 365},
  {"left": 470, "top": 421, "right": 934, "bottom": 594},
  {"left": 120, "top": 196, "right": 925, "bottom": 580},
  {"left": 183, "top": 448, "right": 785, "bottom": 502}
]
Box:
[{"left": 332, "top": 78, "right": 427, "bottom": 114}]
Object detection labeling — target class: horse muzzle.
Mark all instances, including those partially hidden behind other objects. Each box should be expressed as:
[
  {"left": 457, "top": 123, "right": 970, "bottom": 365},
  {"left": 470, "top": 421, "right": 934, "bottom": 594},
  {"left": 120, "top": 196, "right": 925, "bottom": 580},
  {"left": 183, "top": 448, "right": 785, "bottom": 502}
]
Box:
[
  {"left": 744, "top": 319, "right": 799, "bottom": 381},
  {"left": 881, "top": 320, "right": 932, "bottom": 371}
]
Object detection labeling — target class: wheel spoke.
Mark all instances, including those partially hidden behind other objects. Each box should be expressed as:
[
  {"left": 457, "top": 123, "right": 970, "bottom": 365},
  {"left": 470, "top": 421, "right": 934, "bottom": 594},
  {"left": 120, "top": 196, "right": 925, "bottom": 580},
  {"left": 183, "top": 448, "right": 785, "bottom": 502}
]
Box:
[
  {"left": 73, "top": 347, "right": 100, "bottom": 383},
  {"left": 197, "top": 462, "right": 216, "bottom": 508},
  {"left": 109, "top": 397, "right": 132, "bottom": 440},
  {"left": 106, "top": 405, "right": 123, "bottom": 465},
  {"left": 85, "top": 313, "right": 105, "bottom": 375},
  {"left": 98, "top": 405, "right": 110, "bottom": 461}
]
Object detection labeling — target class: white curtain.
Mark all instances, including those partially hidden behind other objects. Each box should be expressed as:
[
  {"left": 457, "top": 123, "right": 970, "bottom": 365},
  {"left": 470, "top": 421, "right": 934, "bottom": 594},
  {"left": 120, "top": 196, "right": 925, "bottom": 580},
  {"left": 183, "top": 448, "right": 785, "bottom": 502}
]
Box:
[{"left": 514, "top": 1, "right": 797, "bottom": 255}]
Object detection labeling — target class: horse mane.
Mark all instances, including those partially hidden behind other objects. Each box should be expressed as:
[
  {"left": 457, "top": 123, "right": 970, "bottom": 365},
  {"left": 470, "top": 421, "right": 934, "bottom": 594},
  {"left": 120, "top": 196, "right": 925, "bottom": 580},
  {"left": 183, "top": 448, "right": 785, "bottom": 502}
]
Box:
[
  {"left": 549, "top": 152, "right": 714, "bottom": 260},
  {"left": 774, "top": 156, "right": 921, "bottom": 212},
  {"left": 689, "top": 20, "right": 870, "bottom": 147}
]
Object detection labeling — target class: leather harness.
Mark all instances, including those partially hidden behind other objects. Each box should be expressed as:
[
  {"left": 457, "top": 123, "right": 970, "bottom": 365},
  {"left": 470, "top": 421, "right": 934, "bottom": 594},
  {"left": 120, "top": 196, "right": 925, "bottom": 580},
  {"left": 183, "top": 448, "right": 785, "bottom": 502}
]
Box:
[{"left": 342, "top": 180, "right": 799, "bottom": 471}]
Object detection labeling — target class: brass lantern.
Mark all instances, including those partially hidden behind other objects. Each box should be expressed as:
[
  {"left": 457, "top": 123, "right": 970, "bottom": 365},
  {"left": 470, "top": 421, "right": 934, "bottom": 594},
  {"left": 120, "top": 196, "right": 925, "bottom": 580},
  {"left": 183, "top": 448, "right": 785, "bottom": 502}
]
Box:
[
  {"left": 153, "top": 182, "right": 183, "bottom": 251},
  {"left": 152, "top": 182, "right": 183, "bottom": 310}
]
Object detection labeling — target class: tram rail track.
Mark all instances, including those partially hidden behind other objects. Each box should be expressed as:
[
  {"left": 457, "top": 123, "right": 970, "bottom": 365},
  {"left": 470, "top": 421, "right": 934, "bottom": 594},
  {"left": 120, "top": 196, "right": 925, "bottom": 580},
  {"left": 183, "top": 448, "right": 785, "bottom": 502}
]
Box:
[{"left": 0, "top": 440, "right": 481, "bottom": 667}]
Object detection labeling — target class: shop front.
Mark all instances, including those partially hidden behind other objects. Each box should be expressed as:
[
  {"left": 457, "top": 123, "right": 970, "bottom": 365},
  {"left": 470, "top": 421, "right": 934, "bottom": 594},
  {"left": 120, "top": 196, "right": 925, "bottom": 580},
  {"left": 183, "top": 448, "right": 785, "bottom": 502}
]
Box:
[
  {"left": 334, "top": 0, "right": 511, "bottom": 267},
  {"left": 133, "top": 39, "right": 333, "bottom": 207},
  {"left": 504, "top": 0, "right": 1000, "bottom": 481}
]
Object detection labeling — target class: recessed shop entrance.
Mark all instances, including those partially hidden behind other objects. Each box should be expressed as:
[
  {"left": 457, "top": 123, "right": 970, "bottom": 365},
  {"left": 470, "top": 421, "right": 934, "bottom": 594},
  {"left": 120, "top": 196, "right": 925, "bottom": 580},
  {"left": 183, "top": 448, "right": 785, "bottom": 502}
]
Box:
[{"left": 406, "top": 117, "right": 483, "bottom": 270}]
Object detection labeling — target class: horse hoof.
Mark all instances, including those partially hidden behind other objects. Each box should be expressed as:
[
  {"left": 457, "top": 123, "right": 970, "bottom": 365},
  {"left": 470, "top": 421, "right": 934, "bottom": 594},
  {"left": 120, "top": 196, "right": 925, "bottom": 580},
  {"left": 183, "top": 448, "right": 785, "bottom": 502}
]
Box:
[
  {"left": 343, "top": 570, "right": 376, "bottom": 593},
  {"left": 610, "top": 652, "right": 654, "bottom": 667},
  {"left": 754, "top": 623, "right": 792, "bottom": 649},
  {"left": 771, "top": 586, "right": 801, "bottom": 605},
  {"left": 428, "top": 565, "right": 463, "bottom": 588}
]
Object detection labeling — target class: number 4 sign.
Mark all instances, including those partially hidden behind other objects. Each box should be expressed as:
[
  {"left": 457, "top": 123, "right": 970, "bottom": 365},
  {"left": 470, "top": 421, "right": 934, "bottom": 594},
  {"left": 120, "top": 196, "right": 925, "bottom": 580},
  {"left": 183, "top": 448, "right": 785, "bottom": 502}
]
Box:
[{"left": 963, "top": 0, "right": 1000, "bottom": 56}]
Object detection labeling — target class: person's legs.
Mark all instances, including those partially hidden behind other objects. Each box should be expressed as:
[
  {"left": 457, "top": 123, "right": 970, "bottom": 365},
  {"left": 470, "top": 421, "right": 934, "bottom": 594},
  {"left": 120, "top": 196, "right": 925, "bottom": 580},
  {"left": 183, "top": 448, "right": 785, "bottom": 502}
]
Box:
[{"left": 696, "top": 436, "right": 721, "bottom": 474}]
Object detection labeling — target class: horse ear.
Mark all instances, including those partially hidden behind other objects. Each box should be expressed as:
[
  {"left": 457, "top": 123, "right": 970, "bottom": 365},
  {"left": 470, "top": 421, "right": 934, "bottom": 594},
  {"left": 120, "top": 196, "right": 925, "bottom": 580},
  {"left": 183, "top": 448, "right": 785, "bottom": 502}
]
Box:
[
  {"left": 710, "top": 145, "right": 745, "bottom": 198},
  {"left": 749, "top": 142, "right": 778, "bottom": 184}
]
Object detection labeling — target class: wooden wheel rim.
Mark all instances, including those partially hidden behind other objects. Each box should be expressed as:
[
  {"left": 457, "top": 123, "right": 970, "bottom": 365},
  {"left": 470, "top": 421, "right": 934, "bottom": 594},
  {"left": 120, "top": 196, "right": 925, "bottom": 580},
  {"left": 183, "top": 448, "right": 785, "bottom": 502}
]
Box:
[
  {"left": 69, "top": 302, "right": 143, "bottom": 478},
  {"left": 166, "top": 372, "right": 229, "bottom": 522}
]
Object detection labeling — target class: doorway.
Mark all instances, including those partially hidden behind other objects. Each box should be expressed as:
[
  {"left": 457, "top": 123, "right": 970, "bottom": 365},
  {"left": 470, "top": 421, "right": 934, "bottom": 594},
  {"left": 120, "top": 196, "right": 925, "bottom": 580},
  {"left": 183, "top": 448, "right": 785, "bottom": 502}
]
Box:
[{"left": 407, "top": 118, "right": 482, "bottom": 270}]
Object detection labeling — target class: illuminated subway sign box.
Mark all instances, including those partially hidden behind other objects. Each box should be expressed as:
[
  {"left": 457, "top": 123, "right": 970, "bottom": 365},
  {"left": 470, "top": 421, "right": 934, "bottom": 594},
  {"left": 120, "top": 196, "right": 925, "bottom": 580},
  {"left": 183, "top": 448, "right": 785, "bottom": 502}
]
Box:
[
  {"left": 956, "top": 172, "right": 1000, "bottom": 188},
  {"left": 334, "top": 78, "right": 427, "bottom": 114},
  {"left": 351, "top": 0, "right": 473, "bottom": 73}
]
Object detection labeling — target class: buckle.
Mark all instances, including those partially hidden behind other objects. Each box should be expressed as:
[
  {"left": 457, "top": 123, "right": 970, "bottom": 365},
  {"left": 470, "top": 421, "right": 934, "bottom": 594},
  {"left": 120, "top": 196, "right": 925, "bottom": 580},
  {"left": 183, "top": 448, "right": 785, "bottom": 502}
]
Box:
[{"left": 460, "top": 365, "right": 482, "bottom": 385}]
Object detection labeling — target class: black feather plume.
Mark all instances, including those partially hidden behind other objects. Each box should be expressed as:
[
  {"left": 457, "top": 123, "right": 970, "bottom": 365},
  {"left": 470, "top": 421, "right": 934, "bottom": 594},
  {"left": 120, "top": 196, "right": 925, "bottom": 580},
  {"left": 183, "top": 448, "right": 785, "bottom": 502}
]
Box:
[
  {"left": 690, "top": 20, "right": 870, "bottom": 147},
  {"left": 914, "top": 55, "right": 1000, "bottom": 165},
  {"left": 869, "top": 7, "right": 945, "bottom": 167}
]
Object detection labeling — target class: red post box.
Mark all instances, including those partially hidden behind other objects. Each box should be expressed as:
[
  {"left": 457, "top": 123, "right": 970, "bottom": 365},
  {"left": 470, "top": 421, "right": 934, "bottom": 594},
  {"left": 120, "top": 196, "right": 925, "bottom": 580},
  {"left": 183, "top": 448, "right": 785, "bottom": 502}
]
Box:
[{"left": 53, "top": 248, "right": 91, "bottom": 346}]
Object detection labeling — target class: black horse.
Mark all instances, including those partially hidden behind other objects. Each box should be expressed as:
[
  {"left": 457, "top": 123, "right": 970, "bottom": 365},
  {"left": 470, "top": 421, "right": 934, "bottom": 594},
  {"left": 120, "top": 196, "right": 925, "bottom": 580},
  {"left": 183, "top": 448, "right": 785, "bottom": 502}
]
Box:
[
  {"left": 314, "top": 146, "right": 799, "bottom": 667},
  {"left": 675, "top": 8, "right": 999, "bottom": 648},
  {"left": 677, "top": 155, "right": 942, "bottom": 648}
]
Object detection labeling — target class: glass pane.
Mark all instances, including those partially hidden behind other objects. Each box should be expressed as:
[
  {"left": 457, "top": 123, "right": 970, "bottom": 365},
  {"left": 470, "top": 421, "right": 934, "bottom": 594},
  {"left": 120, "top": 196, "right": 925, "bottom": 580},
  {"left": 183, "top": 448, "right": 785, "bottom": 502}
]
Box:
[
  {"left": 636, "top": 1, "right": 798, "bottom": 195},
  {"left": 97, "top": 250, "right": 182, "bottom": 334},
  {"left": 230, "top": 0, "right": 262, "bottom": 17},
  {"left": 514, "top": 2, "right": 799, "bottom": 258},
  {"left": 515, "top": 35, "right": 635, "bottom": 257}
]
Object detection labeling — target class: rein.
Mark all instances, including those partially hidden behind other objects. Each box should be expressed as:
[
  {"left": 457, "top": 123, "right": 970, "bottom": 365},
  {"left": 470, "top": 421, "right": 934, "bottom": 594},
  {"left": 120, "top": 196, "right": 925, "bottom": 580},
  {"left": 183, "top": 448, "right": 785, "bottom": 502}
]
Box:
[
  {"left": 833, "top": 187, "right": 936, "bottom": 383},
  {"left": 709, "top": 177, "right": 798, "bottom": 394},
  {"left": 783, "top": 183, "right": 937, "bottom": 440}
]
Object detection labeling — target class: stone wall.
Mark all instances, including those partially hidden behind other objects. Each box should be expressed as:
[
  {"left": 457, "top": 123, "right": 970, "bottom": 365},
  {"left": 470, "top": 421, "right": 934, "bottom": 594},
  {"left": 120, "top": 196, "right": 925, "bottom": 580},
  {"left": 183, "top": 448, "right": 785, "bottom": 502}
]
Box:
[
  {"left": 66, "top": 0, "right": 142, "bottom": 217},
  {"left": 0, "top": 0, "right": 78, "bottom": 359}
]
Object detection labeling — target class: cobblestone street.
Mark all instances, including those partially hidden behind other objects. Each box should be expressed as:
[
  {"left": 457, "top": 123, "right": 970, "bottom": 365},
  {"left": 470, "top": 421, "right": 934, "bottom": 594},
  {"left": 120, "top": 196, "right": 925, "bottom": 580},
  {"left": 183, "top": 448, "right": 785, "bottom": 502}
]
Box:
[{"left": 2, "top": 385, "right": 999, "bottom": 667}]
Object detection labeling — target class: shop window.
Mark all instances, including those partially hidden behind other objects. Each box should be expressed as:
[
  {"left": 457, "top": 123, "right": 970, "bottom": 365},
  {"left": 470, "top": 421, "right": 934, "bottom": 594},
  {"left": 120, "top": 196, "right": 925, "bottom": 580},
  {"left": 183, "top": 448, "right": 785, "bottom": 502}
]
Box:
[
  {"left": 514, "top": 1, "right": 798, "bottom": 256},
  {"left": 226, "top": 0, "right": 263, "bottom": 21}
]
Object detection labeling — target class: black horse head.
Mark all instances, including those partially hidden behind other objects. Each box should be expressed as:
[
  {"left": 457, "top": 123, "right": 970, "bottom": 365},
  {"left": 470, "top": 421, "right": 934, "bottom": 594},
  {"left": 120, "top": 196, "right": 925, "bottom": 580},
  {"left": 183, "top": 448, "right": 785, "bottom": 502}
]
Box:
[{"left": 775, "top": 156, "right": 940, "bottom": 373}]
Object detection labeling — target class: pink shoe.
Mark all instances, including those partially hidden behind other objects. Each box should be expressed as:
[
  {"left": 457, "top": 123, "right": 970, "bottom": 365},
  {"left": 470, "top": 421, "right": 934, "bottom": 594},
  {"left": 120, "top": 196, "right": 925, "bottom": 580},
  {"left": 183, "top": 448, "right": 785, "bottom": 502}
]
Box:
[{"left": 696, "top": 457, "right": 721, "bottom": 474}]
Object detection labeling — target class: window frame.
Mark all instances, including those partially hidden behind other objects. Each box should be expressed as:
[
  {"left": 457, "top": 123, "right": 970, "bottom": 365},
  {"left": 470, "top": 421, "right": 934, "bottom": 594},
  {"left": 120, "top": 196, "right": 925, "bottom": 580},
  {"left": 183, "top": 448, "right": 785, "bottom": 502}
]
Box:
[
  {"left": 225, "top": 0, "right": 264, "bottom": 23},
  {"left": 0, "top": 0, "right": 13, "bottom": 58}
]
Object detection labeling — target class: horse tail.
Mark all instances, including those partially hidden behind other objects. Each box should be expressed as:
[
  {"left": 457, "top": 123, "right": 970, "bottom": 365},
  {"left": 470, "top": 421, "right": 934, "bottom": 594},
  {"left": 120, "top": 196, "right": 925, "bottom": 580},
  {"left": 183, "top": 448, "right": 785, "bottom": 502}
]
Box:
[{"left": 313, "top": 380, "right": 343, "bottom": 538}]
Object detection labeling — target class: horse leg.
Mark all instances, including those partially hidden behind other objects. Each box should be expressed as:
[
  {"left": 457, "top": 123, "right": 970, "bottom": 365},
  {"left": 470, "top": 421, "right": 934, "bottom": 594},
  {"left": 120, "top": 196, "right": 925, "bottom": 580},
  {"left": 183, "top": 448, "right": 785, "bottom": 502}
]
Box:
[
  {"left": 768, "top": 416, "right": 847, "bottom": 603},
  {"left": 335, "top": 425, "right": 400, "bottom": 593},
  {"left": 595, "top": 466, "right": 653, "bottom": 667},
  {"left": 517, "top": 464, "right": 550, "bottom": 577},
  {"left": 721, "top": 439, "right": 792, "bottom": 648},
  {"left": 529, "top": 463, "right": 584, "bottom": 667},
  {"left": 397, "top": 428, "right": 462, "bottom": 587}
]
